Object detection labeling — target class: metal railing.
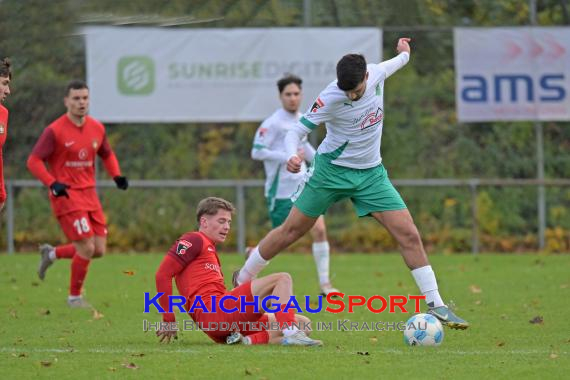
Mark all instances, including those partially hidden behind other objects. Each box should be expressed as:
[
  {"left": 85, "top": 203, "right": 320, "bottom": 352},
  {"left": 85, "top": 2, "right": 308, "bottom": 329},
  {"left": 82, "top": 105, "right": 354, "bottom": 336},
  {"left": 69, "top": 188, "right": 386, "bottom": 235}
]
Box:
[{"left": 5, "top": 178, "right": 570, "bottom": 254}]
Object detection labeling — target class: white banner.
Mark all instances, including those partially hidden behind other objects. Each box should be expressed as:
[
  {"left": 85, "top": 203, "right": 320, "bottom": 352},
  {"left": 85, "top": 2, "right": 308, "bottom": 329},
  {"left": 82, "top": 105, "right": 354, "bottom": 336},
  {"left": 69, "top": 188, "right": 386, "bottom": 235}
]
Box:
[
  {"left": 454, "top": 27, "right": 570, "bottom": 122},
  {"left": 84, "top": 27, "right": 381, "bottom": 123}
]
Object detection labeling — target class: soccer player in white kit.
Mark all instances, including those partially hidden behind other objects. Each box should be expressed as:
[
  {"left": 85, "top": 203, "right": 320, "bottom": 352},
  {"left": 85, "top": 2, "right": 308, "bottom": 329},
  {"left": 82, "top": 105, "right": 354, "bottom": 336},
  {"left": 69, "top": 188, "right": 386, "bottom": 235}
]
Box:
[
  {"left": 251, "top": 75, "right": 340, "bottom": 296},
  {"left": 236, "top": 38, "right": 469, "bottom": 329}
]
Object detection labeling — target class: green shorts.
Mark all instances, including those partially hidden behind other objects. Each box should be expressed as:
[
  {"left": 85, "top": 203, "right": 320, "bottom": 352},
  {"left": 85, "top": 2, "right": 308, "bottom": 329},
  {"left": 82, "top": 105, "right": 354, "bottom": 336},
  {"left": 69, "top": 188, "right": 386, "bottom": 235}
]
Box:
[
  {"left": 266, "top": 198, "right": 293, "bottom": 228},
  {"left": 292, "top": 153, "right": 407, "bottom": 218}
]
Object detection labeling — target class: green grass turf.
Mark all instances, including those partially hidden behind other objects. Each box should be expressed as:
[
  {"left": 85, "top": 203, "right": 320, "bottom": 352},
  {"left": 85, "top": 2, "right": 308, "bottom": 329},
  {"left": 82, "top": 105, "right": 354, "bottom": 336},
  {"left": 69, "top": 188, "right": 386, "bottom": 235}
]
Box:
[{"left": 0, "top": 252, "right": 568, "bottom": 379}]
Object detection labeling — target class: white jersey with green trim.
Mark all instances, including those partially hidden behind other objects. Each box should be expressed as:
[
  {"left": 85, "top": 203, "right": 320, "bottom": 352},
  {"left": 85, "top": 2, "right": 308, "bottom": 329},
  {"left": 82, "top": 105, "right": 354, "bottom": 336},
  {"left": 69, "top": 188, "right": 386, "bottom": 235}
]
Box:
[
  {"left": 252, "top": 108, "right": 316, "bottom": 200},
  {"left": 290, "top": 52, "right": 410, "bottom": 169}
]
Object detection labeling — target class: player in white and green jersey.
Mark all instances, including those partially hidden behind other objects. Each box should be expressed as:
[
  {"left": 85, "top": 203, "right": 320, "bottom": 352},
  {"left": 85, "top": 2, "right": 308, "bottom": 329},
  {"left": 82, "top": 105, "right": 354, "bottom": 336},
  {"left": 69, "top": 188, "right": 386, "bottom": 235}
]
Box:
[
  {"left": 251, "top": 74, "right": 340, "bottom": 296},
  {"left": 236, "top": 38, "right": 469, "bottom": 329}
]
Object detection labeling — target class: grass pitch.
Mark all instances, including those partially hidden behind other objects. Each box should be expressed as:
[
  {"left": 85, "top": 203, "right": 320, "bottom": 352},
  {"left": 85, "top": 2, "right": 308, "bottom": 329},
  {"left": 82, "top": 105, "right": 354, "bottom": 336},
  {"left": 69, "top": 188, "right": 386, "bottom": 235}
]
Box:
[{"left": 1, "top": 252, "right": 568, "bottom": 379}]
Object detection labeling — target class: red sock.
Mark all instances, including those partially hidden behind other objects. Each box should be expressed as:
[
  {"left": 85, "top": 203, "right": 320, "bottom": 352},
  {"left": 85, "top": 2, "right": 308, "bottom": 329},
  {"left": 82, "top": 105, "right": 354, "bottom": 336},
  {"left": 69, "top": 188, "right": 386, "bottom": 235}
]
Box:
[
  {"left": 275, "top": 304, "right": 296, "bottom": 330},
  {"left": 246, "top": 331, "right": 269, "bottom": 345},
  {"left": 55, "top": 244, "right": 76, "bottom": 259},
  {"left": 70, "top": 255, "right": 91, "bottom": 296}
]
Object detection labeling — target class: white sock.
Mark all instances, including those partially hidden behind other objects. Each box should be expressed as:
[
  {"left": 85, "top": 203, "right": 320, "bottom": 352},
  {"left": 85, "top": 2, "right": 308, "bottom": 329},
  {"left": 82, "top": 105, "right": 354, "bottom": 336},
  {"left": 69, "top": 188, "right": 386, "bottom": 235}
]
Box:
[
  {"left": 237, "top": 247, "right": 268, "bottom": 285},
  {"left": 312, "top": 241, "right": 330, "bottom": 285},
  {"left": 283, "top": 326, "right": 299, "bottom": 337},
  {"left": 48, "top": 250, "right": 56, "bottom": 261},
  {"left": 68, "top": 295, "right": 81, "bottom": 301},
  {"left": 411, "top": 265, "right": 445, "bottom": 308}
]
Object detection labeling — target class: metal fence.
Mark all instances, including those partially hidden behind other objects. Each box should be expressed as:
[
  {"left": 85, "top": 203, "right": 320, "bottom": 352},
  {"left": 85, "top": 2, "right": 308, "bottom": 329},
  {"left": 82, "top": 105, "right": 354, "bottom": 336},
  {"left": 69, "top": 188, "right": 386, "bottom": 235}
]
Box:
[{"left": 5, "top": 178, "right": 570, "bottom": 255}]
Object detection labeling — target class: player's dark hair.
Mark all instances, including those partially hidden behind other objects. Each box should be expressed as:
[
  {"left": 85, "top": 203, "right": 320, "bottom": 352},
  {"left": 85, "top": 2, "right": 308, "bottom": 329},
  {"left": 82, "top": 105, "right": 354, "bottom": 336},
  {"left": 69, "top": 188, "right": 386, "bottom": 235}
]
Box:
[
  {"left": 65, "top": 80, "right": 88, "bottom": 96},
  {"left": 277, "top": 74, "right": 302, "bottom": 94},
  {"left": 336, "top": 54, "right": 367, "bottom": 91},
  {"left": 196, "top": 197, "right": 235, "bottom": 223},
  {"left": 0, "top": 57, "right": 12, "bottom": 79}
]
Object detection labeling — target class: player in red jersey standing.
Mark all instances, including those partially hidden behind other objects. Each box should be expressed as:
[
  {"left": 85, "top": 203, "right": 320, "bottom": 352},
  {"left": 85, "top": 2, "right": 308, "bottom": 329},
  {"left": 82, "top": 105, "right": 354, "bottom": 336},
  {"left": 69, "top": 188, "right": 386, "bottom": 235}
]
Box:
[
  {"left": 0, "top": 58, "right": 13, "bottom": 211},
  {"left": 27, "top": 80, "right": 128, "bottom": 308},
  {"left": 155, "top": 197, "right": 322, "bottom": 346}
]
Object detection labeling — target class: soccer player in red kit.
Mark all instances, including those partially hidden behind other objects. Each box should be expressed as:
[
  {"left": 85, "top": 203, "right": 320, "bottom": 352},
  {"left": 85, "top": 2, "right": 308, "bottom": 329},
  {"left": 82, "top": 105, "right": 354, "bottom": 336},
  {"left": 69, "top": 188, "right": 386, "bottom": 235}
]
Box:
[
  {"left": 0, "top": 58, "right": 13, "bottom": 211},
  {"left": 155, "top": 197, "right": 322, "bottom": 346},
  {"left": 27, "top": 80, "right": 128, "bottom": 308}
]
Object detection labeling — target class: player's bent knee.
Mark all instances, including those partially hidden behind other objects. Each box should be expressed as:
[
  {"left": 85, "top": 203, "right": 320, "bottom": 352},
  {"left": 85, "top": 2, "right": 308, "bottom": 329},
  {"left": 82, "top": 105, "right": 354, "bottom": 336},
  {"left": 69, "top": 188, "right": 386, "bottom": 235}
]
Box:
[
  {"left": 276, "top": 272, "right": 293, "bottom": 286},
  {"left": 92, "top": 249, "right": 105, "bottom": 258},
  {"left": 74, "top": 240, "right": 96, "bottom": 258},
  {"left": 399, "top": 229, "right": 422, "bottom": 250}
]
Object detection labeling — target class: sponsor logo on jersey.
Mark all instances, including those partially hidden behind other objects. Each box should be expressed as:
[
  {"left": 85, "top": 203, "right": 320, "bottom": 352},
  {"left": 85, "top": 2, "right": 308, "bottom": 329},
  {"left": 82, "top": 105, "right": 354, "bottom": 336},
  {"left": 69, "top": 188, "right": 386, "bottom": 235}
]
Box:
[
  {"left": 65, "top": 141, "right": 75, "bottom": 147},
  {"left": 204, "top": 262, "right": 220, "bottom": 272},
  {"left": 92, "top": 140, "right": 98, "bottom": 149},
  {"left": 0, "top": 123, "right": 5, "bottom": 134},
  {"left": 359, "top": 107, "right": 384, "bottom": 131},
  {"left": 310, "top": 97, "right": 324, "bottom": 113},
  {"left": 176, "top": 239, "right": 192, "bottom": 255},
  {"left": 207, "top": 246, "right": 215, "bottom": 252}
]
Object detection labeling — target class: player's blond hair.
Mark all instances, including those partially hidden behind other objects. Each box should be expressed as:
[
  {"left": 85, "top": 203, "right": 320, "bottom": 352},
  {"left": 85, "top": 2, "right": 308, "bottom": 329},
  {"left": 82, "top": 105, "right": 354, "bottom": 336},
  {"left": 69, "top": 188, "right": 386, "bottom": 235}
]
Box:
[{"left": 196, "top": 197, "right": 235, "bottom": 223}]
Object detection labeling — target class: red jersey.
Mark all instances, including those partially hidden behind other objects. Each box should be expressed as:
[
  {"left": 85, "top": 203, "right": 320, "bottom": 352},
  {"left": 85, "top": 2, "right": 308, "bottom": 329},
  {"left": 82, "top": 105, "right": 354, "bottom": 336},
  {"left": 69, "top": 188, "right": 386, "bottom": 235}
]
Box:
[
  {"left": 27, "top": 114, "right": 121, "bottom": 216},
  {"left": 155, "top": 231, "right": 227, "bottom": 322},
  {"left": 0, "top": 104, "right": 8, "bottom": 203}
]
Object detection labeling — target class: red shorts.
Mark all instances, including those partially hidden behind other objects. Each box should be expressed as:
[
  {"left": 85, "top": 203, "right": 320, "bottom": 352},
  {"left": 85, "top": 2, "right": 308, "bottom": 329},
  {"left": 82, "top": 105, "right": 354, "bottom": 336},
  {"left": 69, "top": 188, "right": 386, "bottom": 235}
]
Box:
[
  {"left": 193, "top": 282, "right": 270, "bottom": 344},
  {"left": 57, "top": 208, "right": 107, "bottom": 241}
]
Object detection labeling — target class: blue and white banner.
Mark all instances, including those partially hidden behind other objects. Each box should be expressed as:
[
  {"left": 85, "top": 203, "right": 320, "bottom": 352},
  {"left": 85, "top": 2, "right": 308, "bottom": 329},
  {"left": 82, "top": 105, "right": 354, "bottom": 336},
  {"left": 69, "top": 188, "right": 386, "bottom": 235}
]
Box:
[
  {"left": 454, "top": 27, "right": 570, "bottom": 122},
  {"left": 84, "top": 27, "right": 381, "bottom": 123}
]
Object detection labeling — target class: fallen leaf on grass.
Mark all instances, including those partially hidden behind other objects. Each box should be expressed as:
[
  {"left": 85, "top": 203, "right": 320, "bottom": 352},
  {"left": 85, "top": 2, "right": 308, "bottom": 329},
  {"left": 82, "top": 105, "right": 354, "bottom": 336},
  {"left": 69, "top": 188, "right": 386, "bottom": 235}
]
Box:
[
  {"left": 92, "top": 309, "right": 104, "bottom": 320},
  {"left": 496, "top": 341, "right": 505, "bottom": 347},
  {"left": 474, "top": 300, "right": 482, "bottom": 305},
  {"left": 9, "top": 309, "right": 17, "bottom": 319},
  {"left": 369, "top": 337, "right": 378, "bottom": 343},
  {"left": 39, "top": 309, "right": 51, "bottom": 316},
  {"left": 31, "top": 282, "right": 39, "bottom": 287},
  {"left": 357, "top": 351, "right": 369, "bottom": 356},
  {"left": 122, "top": 362, "right": 138, "bottom": 370},
  {"left": 108, "top": 367, "right": 117, "bottom": 372},
  {"left": 529, "top": 316, "right": 544, "bottom": 324},
  {"left": 550, "top": 353, "right": 558, "bottom": 359},
  {"left": 469, "top": 285, "right": 482, "bottom": 294},
  {"left": 40, "top": 361, "right": 52, "bottom": 367},
  {"left": 122, "top": 270, "right": 135, "bottom": 276},
  {"left": 131, "top": 353, "right": 145, "bottom": 357}
]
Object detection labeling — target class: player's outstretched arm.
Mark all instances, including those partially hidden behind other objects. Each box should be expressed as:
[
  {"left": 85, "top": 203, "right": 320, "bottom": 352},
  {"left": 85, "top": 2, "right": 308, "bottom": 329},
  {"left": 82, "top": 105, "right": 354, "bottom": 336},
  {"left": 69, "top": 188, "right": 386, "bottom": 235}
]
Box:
[{"left": 379, "top": 38, "right": 411, "bottom": 79}]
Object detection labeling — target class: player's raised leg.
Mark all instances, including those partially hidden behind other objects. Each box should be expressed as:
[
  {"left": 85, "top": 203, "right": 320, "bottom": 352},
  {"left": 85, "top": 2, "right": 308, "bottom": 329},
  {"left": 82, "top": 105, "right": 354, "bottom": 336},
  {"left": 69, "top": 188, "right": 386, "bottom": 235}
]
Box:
[
  {"left": 372, "top": 209, "right": 469, "bottom": 329},
  {"left": 309, "top": 216, "right": 340, "bottom": 296},
  {"left": 235, "top": 207, "right": 317, "bottom": 286}
]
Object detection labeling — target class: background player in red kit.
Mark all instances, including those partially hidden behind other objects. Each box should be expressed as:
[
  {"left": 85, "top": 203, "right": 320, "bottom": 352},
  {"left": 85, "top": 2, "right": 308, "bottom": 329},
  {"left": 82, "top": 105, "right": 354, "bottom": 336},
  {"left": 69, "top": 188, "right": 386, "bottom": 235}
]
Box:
[
  {"left": 27, "top": 80, "right": 128, "bottom": 308},
  {"left": 0, "top": 58, "right": 13, "bottom": 211},
  {"left": 155, "top": 197, "right": 322, "bottom": 346}
]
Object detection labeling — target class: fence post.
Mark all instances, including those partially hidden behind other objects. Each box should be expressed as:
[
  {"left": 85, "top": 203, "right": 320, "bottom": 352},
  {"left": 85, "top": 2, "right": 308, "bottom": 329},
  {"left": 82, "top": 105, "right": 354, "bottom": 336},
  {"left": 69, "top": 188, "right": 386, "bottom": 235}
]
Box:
[
  {"left": 470, "top": 181, "right": 479, "bottom": 255},
  {"left": 6, "top": 181, "right": 15, "bottom": 254},
  {"left": 236, "top": 184, "right": 246, "bottom": 254}
]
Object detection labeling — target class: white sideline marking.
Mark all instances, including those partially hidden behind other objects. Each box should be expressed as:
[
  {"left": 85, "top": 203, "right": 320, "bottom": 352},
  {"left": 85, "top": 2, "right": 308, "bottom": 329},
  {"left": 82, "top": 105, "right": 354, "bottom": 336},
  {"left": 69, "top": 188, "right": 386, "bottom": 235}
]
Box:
[{"left": 1, "top": 347, "right": 567, "bottom": 356}]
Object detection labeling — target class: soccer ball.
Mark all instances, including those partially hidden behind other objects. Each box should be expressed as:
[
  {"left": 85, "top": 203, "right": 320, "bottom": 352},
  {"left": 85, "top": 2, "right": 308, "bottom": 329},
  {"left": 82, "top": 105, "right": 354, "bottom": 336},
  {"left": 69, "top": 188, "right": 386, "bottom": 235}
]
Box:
[{"left": 403, "top": 313, "right": 444, "bottom": 346}]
